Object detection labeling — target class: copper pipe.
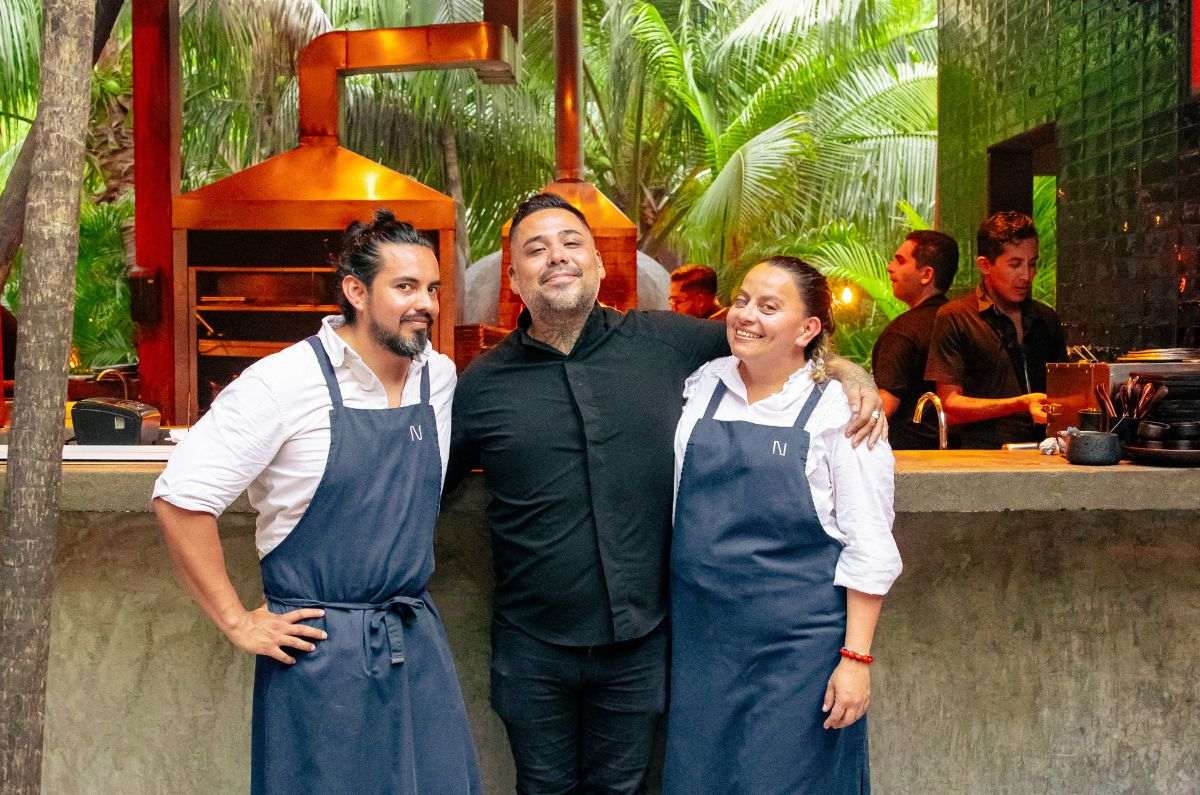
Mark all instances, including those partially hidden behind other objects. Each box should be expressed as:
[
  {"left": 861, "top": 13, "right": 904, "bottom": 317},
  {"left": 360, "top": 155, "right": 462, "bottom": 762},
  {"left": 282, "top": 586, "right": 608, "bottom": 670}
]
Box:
[
  {"left": 297, "top": 23, "right": 517, "bottom": 145},
  {"left": 554, "top": 0, "right": 583, "bottom": 182}
]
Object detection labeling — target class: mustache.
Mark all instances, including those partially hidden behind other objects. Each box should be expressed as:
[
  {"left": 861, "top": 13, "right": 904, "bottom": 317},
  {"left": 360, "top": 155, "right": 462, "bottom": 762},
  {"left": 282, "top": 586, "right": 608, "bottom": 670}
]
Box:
[
  {"left": 540, "top": 265, "right": 583, "bottom": 284},
  {"left": 399, "top": 312, "right": 434, "bottom": 324}
]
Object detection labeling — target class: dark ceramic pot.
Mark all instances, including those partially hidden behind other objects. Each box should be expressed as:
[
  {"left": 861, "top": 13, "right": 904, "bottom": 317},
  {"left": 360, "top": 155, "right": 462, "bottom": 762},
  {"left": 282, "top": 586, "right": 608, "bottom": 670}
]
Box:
[
  {"left": 1077, "top": 409, "right": 1103, "bottom": 431},
  {"left": 1137, "top": 420, "right": 1170, "bottom": 441},
  {"left": 1065, "top": 431, "right": 1123, "bottom": 466}
]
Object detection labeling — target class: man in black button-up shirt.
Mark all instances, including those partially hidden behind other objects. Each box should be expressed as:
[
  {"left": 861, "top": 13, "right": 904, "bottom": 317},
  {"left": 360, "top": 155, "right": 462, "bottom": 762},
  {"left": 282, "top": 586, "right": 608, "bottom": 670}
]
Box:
[
  {"left": 925, "top": 211, "right": 1067, "bottom": 448},
  {"left": 449, "top": 193, "right": 885, "bottom": 794}
]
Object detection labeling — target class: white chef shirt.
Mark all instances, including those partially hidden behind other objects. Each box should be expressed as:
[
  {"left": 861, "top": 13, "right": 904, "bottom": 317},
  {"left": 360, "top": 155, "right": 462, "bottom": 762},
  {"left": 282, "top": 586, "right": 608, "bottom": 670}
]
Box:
[
  {"left": 153, "top": 315, "right": 456, "bottom": 558},
  {"left": 674, "top": 356, "right": 901, "bottom": 596}
]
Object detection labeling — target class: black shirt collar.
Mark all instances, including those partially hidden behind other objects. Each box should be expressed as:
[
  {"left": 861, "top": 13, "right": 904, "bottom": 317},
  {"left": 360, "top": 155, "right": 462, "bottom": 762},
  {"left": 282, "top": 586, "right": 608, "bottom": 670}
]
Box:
[
  {"left": 911, "top": 292, "right": 948, "bottom": 311},
  {"left": 516, "top": 303, "right": 614, "bottom": 358}
]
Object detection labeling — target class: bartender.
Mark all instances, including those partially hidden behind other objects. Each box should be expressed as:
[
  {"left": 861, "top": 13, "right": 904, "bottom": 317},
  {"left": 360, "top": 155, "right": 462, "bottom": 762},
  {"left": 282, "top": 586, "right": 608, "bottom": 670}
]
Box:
[
  {"left": 924, "top": 211, "right": 1066, "bottom": 448},
  {"left": 872, "top": 230, "right": 959, "bottom": 448},
  {"left": 152, "top": 210, "right": 480, "bottom": 793}
]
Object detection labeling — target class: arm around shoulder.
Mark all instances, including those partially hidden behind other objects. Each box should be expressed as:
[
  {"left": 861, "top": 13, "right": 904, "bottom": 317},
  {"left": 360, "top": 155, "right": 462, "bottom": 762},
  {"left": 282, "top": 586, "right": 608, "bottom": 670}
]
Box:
[{"left": 823, "top": 354, "right": 886, "bottom": 447}]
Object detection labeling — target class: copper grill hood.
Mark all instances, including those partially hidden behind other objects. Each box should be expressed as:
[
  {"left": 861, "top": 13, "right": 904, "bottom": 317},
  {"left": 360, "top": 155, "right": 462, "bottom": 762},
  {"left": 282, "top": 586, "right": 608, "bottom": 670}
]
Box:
[{"left": 174, "top": 22, "right": 518, "bottom": 230}]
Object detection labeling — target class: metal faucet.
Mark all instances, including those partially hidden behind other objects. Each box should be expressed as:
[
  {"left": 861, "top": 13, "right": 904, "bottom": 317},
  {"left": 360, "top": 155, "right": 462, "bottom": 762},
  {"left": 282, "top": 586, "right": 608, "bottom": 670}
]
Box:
[
  {"left": 914, "top": 391, "right": 948, "bottom": 450},
  {"left": 94, "top": 368, "right": 131, "bottom": 400}
]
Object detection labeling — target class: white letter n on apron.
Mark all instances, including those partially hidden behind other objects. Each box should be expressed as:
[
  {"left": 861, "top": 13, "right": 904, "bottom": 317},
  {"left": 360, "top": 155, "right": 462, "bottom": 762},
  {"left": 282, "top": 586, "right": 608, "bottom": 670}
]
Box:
[
  {"left": 410, "top": 425, "right": 423, "bottom": 441},
  {"left": 772, "top": 440, "right": 787, "bottom": 456}
]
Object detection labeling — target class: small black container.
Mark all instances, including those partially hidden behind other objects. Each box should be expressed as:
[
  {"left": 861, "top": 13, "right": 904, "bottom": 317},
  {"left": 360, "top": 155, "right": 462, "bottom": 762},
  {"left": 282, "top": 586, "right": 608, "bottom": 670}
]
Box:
[
  {"left": 1065, "top": 431, "right": 1123, "bottom": 466},
  {"left": 1077, "top": 409, "right": 1103, "bottom": 431},
  {"left": 1137, "top": 420, "right": 1170, "bottom": 441}
]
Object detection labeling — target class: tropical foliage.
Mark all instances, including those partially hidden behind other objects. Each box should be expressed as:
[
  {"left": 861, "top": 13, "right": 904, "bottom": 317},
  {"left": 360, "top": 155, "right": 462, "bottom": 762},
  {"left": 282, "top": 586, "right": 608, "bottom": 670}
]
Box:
[
  {"left": 1032, "top": 175, "right": 1057, "bottom": 307},
  {"left": 0, "top": 0, "right": 963, "bottom": 368},
  {"left": 0, "top": 0, "right": 39, "bottom": 185},
  {"left": 3, "top": 198, "right": 136, "bottom": 368}
]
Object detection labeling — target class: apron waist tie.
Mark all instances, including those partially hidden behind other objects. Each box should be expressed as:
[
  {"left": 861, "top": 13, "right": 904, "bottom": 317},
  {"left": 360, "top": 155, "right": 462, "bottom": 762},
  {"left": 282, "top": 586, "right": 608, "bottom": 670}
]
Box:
[{"left": 269, "top": 594, "right": 426, "bottom": 666}]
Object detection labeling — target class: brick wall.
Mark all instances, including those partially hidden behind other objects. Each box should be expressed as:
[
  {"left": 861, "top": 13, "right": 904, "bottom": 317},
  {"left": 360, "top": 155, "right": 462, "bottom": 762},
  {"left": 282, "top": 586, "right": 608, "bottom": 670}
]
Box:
[{"left": 938, "top": 0, "right": 1197, "bottom": 351}]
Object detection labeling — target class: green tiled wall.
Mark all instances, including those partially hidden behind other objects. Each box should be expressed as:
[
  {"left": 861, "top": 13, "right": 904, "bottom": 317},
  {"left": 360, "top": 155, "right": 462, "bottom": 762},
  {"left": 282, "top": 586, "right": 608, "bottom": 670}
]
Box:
[{"left": 938, "top": 0, "right": 1195, "bottom": 351}]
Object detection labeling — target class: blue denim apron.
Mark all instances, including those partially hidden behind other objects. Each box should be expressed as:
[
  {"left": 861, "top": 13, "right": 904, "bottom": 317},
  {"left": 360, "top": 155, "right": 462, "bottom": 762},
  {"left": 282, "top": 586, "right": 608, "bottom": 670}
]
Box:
[
  {"left": 250, "top": 336, "right": 480, "bottom": 794},
  {"left": 665, "top": 380, "right": 868, "bottom": 794}
]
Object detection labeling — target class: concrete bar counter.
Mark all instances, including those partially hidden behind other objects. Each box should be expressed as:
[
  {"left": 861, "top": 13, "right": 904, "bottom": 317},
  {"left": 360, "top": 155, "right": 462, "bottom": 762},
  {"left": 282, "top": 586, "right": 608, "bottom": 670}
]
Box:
[{"left": 7, "top": 452, "right": 1199, "bottom": 792}]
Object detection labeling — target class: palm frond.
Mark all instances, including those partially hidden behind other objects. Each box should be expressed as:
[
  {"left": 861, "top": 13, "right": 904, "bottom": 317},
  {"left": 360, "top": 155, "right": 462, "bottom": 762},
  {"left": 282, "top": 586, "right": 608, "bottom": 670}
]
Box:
[
  {"left": 805, "top": 237, "right": 908, "bottom": 321},
  {"left": 676, "top": 114, "right": 813, "bottom": 266},
  {"left": 0, "top": 0, "right": 41, "bottom": 139},
  {"left": 626, "top": 1, "right": 712, "bottom": 141},
  {"left": 1032, "top": 174, "right": 1057, "bottom": 307}
]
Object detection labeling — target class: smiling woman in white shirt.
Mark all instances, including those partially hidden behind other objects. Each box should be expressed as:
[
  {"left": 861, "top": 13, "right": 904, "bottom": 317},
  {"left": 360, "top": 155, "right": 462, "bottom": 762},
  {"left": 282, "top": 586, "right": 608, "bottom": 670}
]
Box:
[{"left": 664, "top": 256, "right": 902, "bottom": 795}]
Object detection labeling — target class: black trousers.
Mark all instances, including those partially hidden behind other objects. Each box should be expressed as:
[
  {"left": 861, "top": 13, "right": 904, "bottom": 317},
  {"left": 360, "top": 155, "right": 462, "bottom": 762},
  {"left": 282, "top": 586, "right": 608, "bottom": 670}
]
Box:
[{"left": 490, "top": 620, "right": 667, "bottom": 795}]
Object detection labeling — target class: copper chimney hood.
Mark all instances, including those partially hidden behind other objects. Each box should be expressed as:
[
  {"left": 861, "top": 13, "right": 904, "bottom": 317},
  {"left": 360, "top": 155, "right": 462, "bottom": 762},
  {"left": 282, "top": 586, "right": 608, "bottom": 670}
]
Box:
[
  {"left": 172, "top": 13, "right": 520, "bottom": 416},
  {"left": 297, "top": 22, "right": 519, "bottom": 145},
  {"left": 178, "top": 9, "right": 519, "bottom": 222},
  {"left": 497, "top": 0, "right": 638, "bottom": 327}
]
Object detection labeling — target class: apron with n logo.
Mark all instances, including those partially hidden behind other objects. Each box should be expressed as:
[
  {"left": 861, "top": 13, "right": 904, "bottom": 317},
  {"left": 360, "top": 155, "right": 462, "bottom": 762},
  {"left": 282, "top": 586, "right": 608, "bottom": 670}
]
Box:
[
  {"left": 665, "top": 378, "right": 868, "bottom": 794},
  {"left": 251, "top": 336, "right": 480, "bottom": 794}
]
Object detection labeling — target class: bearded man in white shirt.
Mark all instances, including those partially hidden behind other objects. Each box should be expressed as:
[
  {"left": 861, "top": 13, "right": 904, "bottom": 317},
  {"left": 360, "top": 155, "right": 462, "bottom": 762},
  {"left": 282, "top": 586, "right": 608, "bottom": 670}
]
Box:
[{"left": 153, "top": 210, "right": 481, "bottom": 794}]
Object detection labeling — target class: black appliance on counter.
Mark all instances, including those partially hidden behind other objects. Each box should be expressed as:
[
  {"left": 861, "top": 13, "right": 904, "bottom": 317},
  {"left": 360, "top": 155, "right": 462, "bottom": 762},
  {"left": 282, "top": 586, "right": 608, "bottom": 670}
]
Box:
[{"left": 72, "top": 398, "right": 161, "bottom": 445}]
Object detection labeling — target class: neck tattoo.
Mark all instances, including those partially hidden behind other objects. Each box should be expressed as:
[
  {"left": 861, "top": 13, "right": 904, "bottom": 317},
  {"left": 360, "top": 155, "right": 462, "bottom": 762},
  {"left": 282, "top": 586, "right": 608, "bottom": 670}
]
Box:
[{"left": 529, "top": 320, "right": 584, "bottom": 354}]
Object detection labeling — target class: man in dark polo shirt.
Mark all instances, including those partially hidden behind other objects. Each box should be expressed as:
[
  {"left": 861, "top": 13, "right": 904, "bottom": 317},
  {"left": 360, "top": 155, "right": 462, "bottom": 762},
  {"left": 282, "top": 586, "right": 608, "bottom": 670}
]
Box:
[
  {"left": 448, "top": 193, "right": 886, "bottom": 794},
  {"left": 925, "top": 211, "right": 1066, "bottom": 448},
  {"left": 872, "top": 230, "right": 959, "bottom": 448}
]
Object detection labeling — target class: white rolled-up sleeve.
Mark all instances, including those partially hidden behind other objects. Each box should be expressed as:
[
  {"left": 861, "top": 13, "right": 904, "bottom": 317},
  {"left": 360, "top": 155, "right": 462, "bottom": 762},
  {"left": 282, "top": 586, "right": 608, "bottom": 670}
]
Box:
[
  {"left": 151, "top": 371, "right": 287, "bottom": 516},
  {"left": 825, "top": 427, "right": 901, "bottom": 595}
]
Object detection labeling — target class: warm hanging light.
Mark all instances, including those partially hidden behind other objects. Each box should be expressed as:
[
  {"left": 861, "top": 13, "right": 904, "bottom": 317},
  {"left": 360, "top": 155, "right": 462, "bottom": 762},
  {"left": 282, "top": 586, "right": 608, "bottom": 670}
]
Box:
[{"left": 839, "top": 286, "right": 856, "bottom": 306}]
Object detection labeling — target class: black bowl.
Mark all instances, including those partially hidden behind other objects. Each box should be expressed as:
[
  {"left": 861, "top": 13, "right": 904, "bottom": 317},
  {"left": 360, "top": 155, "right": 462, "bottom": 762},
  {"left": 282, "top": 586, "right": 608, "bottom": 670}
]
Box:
[{"left": 1137, "top": 420, "right": 1170, "bottom": 441}]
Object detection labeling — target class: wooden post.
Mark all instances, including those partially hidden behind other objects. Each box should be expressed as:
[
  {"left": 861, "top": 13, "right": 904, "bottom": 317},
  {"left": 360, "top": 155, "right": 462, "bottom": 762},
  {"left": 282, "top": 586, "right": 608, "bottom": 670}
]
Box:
[{"left": 132, "top": 0, "right": 182, "bottom": 423}]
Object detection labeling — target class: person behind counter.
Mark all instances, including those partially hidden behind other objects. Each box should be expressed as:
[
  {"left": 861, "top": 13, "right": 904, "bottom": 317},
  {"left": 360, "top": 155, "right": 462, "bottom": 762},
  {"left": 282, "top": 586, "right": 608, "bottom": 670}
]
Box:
[
  {"left": 925, "top": 211, "right": 1066, "bottom": 448},
  {"left": 668, "top": 263, "right": 727, "bottom": 320},
  {"left": 449, "top": 192, "right": 887, "bottom": 795},
  {"left": 666, "top": 257, "right": 901, "bottom": 794},
  {"left": 871, "top": 230, "right": 959, "bottom": 448},
  {"left": 152, "top": 211, "right": 480, "bottom": 794}
]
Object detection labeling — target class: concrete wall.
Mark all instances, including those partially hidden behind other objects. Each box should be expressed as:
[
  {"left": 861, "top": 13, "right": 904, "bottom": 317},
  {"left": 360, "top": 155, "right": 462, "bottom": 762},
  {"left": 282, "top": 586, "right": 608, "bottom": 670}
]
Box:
[{"left": 42, "top": 489, "right": 1200, "bottom": 792}]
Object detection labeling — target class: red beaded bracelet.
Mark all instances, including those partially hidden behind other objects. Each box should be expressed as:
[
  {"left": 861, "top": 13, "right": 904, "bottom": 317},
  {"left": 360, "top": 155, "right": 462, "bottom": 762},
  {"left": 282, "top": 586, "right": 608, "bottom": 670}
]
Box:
[{"left": 839, "top": 647, "right": 874, "bottom": 664}]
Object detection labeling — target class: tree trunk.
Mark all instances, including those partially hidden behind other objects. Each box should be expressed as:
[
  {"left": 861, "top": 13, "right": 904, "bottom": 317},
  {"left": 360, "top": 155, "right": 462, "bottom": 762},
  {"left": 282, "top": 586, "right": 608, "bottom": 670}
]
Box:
[
  {"left": 0, "top": 0, "right": 97, "bottom": 791},
  {"left": 441, "top": 126, "right": 471, "bottom": 324},
  {"left": 0, "top": 0, "right": 125, "bottom": 289}
]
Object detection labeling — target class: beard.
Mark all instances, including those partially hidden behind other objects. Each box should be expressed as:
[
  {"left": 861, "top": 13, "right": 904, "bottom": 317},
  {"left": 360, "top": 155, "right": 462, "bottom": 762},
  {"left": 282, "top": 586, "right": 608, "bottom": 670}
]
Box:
[
  {"left": 527, "top": 266, "right": 599, "bottom": 315},
  {"left": 369, "top": 313, "right": 430, "bottom": 358}
]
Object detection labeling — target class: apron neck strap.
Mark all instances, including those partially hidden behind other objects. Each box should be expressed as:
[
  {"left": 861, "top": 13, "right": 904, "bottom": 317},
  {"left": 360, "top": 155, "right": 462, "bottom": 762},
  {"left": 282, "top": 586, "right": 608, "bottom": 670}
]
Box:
[
  {"left": 306, "top": 336, "right": 344, "bottom": 408},
  {"left": 793, "top": 380, "right": 825, "bottom": 429},
  {"left": 418, "top": 360, "right": 430, "bottom": 405},
  {"left": 702, "top": 381, "right": 728, "bottom": 420}
]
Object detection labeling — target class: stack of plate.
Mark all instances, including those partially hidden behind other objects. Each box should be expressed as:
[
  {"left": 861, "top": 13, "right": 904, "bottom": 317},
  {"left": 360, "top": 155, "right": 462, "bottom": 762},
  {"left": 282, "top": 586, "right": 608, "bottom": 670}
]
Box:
[
  {"left": 1117, "top": 348, "right": 1200, "bottom": 362},
  {"left": 1125, "top": 371, "right": 1200, "bottom": 464}
]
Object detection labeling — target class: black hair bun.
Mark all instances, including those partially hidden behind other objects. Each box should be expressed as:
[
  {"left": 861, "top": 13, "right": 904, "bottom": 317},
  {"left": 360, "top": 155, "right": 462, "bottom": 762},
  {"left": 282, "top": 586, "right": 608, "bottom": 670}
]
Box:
[{"left": 374, "top": 208, "right": 398, "bottom": 225}]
